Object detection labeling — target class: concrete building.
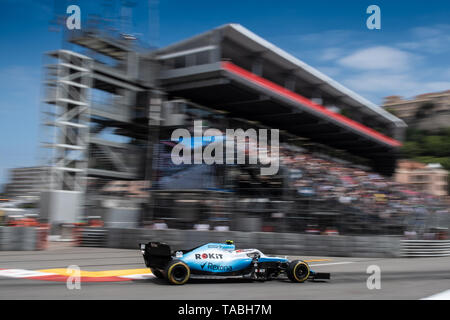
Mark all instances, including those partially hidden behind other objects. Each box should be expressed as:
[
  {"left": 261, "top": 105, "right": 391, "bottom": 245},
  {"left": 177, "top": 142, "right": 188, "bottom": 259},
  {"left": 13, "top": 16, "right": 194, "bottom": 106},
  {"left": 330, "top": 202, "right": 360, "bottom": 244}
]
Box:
[
  {"left": 383, "top": 90, "right": 450, "bottom": 130},
  {"left": 395, "top": 160, "right": 449, "bottom": 197},
  {"left": 3, "top": 166, "right": 50, "bottom": 199}
]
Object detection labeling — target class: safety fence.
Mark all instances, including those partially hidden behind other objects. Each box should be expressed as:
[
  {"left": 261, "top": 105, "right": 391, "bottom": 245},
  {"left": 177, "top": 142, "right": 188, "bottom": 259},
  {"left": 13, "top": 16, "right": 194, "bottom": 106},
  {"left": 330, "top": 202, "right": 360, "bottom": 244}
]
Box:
[{"left": 401, "top": 240, "right": 450, "bottom": 257}]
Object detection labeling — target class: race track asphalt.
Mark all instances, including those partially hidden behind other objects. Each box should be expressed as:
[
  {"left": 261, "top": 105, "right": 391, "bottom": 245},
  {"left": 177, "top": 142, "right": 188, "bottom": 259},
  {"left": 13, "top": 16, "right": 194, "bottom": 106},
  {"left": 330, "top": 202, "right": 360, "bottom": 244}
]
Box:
[{"left": 0, "top": 244, "right": 449, "bottom": 300}]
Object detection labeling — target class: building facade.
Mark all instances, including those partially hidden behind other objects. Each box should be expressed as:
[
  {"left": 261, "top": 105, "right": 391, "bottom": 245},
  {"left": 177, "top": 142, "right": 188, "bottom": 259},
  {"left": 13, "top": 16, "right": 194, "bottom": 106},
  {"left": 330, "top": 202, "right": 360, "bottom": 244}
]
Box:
[
  {"left": 4, "top": 167, "right": 51, "bottom": 199},
  {"left": 395, "top": 160, "right": 449, "bottom": 197},
  {"left": 383, "top": 90, "right": 450, "bottom": 130}
]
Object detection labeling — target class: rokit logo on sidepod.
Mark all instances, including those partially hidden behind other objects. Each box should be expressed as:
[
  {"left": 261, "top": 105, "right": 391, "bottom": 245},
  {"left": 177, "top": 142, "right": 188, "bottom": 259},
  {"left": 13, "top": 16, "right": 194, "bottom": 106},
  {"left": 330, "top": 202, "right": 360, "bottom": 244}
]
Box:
[{"left": 195, "top": 253, "right": 223, "bottom": 259}]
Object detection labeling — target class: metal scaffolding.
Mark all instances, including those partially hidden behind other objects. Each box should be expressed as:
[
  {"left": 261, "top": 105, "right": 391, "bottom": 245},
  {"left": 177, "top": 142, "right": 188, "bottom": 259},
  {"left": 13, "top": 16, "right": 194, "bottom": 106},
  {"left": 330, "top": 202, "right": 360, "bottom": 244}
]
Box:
[
  {"left": 41, "top": 30, "right": 157, "bottom": 223},
  {"left": 43, "top": 50, "right": 92, "bottom": 193}
]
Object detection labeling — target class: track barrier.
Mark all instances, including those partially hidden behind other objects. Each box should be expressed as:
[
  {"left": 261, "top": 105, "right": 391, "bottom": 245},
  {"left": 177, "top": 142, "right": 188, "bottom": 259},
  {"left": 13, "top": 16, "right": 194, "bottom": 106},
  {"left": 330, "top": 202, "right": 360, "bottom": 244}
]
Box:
[
  {"left": 7, "top": 226, "right": 449, "bottom": 258},
  {"left": 401, "top": 240, "right": 450, "bottom": 257},
  {"left": 78, "top": 228, "right": 108, "bottom": 247},
  {"left": 99, "top": 228, "right": 402, "bottom": 258}
]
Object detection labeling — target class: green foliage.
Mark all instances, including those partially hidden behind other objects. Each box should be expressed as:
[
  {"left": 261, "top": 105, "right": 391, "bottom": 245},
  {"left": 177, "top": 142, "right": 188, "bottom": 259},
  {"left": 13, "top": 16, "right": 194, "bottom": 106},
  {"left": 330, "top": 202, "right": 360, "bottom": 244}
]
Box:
[
  {"left": 414, "top": 157, "right": 450, "bottom": 169},
  {"left": 423, "top": 136, "right": 450, "bottom": 157},
  {"left": 401, "top": 141, "right": 423, "bottom": 158},
  {"left": 401, "top": 127, "right": 450, "bottom": 171}
]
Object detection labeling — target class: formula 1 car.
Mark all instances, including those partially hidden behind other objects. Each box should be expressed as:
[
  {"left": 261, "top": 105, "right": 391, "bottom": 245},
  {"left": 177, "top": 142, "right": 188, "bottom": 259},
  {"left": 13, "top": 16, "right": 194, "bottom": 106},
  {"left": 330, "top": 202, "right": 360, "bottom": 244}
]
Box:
[{"left": 140, "top": 240, "right": 330, "bottom": 285}]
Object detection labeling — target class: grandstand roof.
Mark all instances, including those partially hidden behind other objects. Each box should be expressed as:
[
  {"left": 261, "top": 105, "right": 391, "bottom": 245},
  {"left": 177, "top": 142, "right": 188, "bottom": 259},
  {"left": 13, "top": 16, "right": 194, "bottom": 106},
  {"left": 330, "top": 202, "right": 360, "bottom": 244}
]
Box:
[{"left": 155, "top": 24, "right": 407, "bottom": 129}]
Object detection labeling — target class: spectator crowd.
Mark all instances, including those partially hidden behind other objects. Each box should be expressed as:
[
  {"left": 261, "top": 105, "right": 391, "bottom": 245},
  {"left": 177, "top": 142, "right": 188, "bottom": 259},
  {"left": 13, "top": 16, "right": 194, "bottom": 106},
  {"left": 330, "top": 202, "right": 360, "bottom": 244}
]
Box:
[{"left": 279, "top": 145, "right": 449, "bottom": 238}]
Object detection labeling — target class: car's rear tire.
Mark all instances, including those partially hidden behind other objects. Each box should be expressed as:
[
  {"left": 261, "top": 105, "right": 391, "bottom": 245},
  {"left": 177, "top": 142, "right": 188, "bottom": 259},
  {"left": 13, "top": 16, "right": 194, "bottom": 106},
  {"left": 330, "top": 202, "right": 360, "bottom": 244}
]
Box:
[
  {"left": 165, "top": 260, "right": 190, "bottom": 285},
  {"left": 287, "top": 260, "right": 310, "bottom": 283},
  {"left": 150, "top": 268, "right": 164, "bottom": 279}
]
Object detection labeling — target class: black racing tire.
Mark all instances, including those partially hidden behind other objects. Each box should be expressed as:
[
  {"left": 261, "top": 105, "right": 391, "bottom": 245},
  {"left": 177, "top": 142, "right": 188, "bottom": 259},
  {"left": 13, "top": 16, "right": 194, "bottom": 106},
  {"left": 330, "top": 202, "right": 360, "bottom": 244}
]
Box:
[
  {"left": 150, "top": 268, "right": 164, "bottom": 279},
  {"left": 164, "top": 260, "right": 190, "bottom": 285},
  {"left": 286, "top": 260, "right": 310, "bottom": 283}
]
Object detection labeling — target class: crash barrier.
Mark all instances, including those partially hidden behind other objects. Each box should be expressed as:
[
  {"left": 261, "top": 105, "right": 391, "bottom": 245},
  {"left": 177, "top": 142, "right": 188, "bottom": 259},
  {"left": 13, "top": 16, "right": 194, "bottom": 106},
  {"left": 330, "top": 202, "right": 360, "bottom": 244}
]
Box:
[
  {"left": 78, "top": 228, "right": 108, "bottom": 247},
  {"left": 401, "top": 240, "right": 450, "bottom": 257},
  {"left": 0, "top": 227, "right": 41, "bottom": 251},
  {"left": 35, "top": 224, "right": 50, "bottom": 250},
  {"left": 59, "top": 224, "right": 76, "bottom": 241},
  {"left": 86, "top": 228, "right": 402, "bottom": 258}
]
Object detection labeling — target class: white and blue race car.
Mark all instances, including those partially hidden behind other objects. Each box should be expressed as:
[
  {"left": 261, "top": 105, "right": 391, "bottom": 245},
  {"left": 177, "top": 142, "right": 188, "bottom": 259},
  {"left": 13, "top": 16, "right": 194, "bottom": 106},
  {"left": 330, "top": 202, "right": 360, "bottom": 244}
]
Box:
[{"left": 140, "top": 240, "right": 330, "bottom": 285}]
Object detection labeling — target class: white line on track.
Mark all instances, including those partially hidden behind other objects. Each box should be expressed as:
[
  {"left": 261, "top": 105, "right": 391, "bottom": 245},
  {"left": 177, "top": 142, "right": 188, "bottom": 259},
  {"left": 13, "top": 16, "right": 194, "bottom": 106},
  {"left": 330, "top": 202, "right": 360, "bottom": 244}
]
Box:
[
  {"left": 0, "top": 269, "right": 56, "bottom": 278},
  {"left": 119, "top": 274, "right": 155, "bottom": 280},
  {"left": 422, "top": 289, "right": 450, "bottom": 300}
]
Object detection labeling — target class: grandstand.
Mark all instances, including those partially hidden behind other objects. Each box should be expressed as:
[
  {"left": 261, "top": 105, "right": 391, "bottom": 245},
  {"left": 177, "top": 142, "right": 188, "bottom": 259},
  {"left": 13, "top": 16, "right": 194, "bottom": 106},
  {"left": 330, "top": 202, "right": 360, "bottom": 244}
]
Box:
[
  {"left": 142, "top": 24, "right": 428, "bottom": 234},
  {"left": 153, "top": 24, "right": 407, "bottom": 176}
]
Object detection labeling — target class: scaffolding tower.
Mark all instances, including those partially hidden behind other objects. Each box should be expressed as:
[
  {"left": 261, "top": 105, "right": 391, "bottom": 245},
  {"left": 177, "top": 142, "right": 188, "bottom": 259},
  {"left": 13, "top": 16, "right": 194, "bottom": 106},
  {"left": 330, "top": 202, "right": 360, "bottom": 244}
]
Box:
[
  {"left": 43, "top": 50, "right": 92, "bottom": 193},
  {"left": 41, "top": 29, "right": 158, "bottom": 225}
]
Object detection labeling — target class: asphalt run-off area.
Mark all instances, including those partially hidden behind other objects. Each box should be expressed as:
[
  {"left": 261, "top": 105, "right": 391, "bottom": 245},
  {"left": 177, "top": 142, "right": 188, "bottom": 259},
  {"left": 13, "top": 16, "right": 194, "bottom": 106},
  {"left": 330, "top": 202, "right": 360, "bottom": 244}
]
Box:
[{"left": 0, "top": 244, "right": 449, "bottom": 300}]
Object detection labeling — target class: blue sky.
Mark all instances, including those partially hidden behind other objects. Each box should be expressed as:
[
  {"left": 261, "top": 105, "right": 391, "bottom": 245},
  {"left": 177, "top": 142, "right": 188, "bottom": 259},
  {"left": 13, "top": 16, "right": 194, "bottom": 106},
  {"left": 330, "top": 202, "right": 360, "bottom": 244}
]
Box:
[{"left": 0, "top": 0, "right": 450, "bottom": 186}]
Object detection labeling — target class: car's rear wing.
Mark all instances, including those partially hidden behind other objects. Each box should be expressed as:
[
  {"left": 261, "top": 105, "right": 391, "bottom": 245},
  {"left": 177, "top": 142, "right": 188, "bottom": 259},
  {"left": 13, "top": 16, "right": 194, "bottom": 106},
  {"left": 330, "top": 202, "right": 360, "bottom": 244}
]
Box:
[{"left": 140, "top": 242, "right": 172, "bottom": 269}]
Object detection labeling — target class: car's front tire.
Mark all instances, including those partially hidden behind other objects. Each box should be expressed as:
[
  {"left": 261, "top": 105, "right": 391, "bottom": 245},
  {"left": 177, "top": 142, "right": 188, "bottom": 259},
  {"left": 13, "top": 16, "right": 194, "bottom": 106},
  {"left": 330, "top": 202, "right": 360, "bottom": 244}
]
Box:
[
  {"left": 165, "top": 260, "right": 190, "bottom": 285},
  {"left": 287, "top": 260, "right": 310, "bottom": 283}
]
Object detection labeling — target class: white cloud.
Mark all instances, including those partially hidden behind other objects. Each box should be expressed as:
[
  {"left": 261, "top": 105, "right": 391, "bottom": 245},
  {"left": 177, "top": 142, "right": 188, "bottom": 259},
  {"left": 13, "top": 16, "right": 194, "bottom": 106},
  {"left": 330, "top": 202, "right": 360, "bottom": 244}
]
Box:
[
  {"left": 412, "top": 25, "right": 450, "bottom": 38},
  {"left": 338, "top": 46, "right": 415, "bottom": 71},
  {"left": 335, "top": 40, "right": 449, "bottom": 101},
  {"left": 398, "top": 24, "right": 450, "bottom": 54},
  {"left": 316, "top": 66, "right": 341, "bottom": 77},
  {"left": 296, "top": 30, "right": 361, "bottom": 46},
  {"left": 275, "top": 25, "right": 450, "bottom": 104},
  {"left": 319, "top": 47, "right": 344, "bottom": 61},
  {"left": 422, "top": 82, "right": 450, "bottom": 92},
  {"left": 342, "top": 72, "right": 450, "bottom": 101}
]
